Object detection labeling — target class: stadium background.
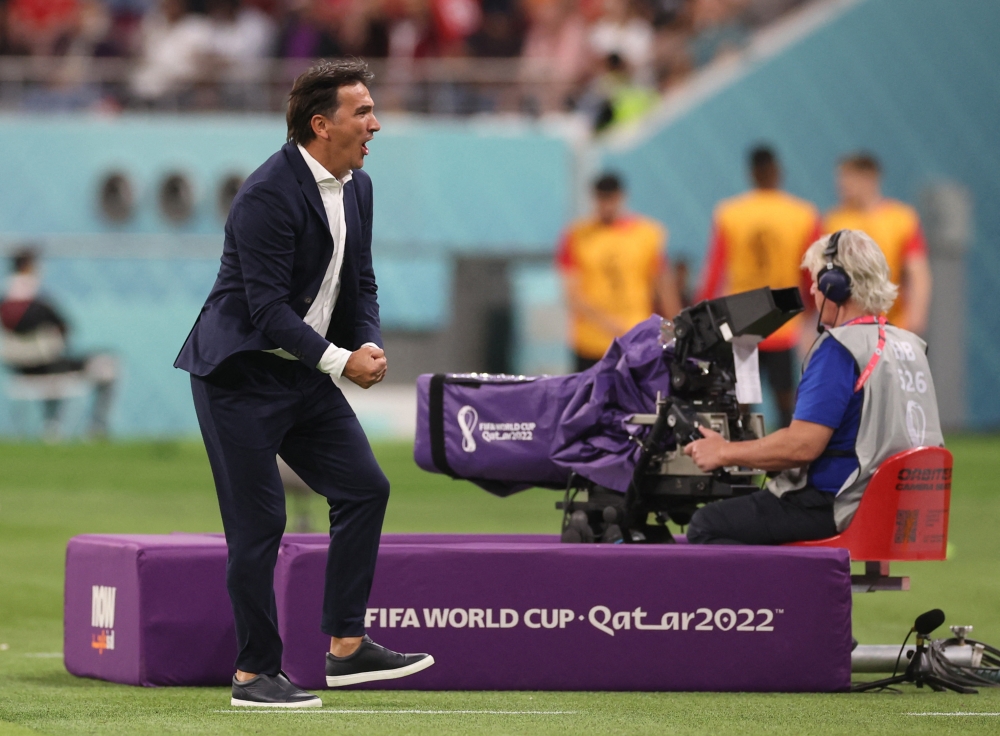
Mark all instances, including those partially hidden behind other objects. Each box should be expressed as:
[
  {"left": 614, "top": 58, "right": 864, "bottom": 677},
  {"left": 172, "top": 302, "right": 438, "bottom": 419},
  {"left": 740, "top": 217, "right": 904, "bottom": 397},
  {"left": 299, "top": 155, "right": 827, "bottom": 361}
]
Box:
[
  {"left": 2, "top": 0, "right": 1000, "bottom": 732},
  {"left": 1, "top": 0, "right": 998, "bottom": 438}
]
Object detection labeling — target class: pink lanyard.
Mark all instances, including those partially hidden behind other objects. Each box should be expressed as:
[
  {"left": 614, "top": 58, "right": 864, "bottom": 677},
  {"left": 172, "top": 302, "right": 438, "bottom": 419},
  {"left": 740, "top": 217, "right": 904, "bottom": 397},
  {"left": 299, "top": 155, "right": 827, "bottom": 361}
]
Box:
[{"left": 840, "top": 315, "right": 887, "bottom": 393}]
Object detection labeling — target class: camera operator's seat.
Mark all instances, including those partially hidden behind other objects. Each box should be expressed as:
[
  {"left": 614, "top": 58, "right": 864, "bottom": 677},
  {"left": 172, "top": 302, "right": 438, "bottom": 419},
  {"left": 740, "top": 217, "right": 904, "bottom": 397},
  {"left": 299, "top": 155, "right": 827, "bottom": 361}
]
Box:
[{"left": 787, "top": 446, "right": 952, "bottom": 592}]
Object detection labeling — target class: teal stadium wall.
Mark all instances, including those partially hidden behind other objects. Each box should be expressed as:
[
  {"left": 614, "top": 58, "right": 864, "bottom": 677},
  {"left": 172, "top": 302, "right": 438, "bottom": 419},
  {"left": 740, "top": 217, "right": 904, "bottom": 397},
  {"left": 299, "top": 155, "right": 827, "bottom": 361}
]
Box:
[
  {"left": 0, "top": 116, "right": 575, "bottom": 436},
  {"left": 599, "top": 0, "right": 1000, "bottom": 428}
]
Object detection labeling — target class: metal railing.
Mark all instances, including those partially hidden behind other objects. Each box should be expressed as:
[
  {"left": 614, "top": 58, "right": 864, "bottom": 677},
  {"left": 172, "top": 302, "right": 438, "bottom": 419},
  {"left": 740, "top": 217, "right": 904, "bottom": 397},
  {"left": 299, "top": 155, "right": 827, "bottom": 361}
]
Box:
[{"left": 0, "top": 55, "right": 578, "bottom": 115}]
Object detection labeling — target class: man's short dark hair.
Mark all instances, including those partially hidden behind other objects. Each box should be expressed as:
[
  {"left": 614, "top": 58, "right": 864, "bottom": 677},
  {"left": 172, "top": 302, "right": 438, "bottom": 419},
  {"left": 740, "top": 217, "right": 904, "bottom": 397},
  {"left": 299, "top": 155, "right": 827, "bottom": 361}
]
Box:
[
  {"left": 749, "top": 145, "right": 780, "bottom": 187},
  {"left": 593, "top": 173, "right": 624, "bottom": 195},
  {"left": 840, "top": 151, "right": 881, "bottom": 174},
  {"left": 286, "top": 58, "right": 374, "bottom": 145},
  {"left": 10, "top": 246, "right": 38, "bottom": 274},
  {"left": 749, "top": 145, "right": 777, "bottom": 171}
]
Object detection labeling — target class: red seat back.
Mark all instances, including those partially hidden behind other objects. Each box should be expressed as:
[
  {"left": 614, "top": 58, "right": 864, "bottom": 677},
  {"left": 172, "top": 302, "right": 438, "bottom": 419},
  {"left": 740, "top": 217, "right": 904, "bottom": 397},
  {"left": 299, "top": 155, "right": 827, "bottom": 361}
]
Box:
[{"left": 789, "top": 446, "right": 951, "bottom": 561}]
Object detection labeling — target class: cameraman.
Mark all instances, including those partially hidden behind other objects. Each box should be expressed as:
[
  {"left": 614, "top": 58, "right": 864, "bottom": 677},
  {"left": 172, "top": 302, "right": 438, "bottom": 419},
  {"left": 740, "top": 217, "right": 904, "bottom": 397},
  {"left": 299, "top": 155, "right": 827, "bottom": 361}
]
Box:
[{"left": 683, "top": 229, "right": 943, "bottom": 545}]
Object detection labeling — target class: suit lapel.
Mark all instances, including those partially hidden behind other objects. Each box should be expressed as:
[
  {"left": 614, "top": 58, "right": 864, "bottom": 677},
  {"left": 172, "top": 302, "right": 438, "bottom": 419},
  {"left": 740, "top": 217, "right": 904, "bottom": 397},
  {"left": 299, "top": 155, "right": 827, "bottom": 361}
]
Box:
[
  {"left": 340, "top": 179, "right": 360, "bottom": 298},
  {"left": 301, "top": 180, "right": 330, "bottom": 234},
  {"left": 283, "top": 142, "right": 331, "bottom": 233}
]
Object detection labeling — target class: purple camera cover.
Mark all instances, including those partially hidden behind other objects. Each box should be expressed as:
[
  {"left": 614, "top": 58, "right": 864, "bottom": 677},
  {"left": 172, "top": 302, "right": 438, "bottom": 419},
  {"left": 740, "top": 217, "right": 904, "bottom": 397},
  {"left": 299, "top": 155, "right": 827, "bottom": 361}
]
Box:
[{"left": 415, "top": 316, "right": 673, "bottom": 494}]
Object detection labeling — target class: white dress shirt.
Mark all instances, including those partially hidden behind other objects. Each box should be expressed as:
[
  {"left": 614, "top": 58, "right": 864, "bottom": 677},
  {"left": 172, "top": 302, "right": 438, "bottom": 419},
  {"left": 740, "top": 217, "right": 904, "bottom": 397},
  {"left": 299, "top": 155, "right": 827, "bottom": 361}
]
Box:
[{"left": 266, "top": 145, "right": 372, "bottom": 378}]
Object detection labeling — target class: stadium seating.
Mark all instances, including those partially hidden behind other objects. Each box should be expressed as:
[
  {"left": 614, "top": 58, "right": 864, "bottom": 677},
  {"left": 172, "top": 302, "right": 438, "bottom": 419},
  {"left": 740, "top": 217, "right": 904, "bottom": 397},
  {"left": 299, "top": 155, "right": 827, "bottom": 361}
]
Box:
[
  {"left": 3, "top": 370, "right": 89, "bottom": 436},
  {"left": 787, "top": 447, "right": 952, "bottom": 592}
]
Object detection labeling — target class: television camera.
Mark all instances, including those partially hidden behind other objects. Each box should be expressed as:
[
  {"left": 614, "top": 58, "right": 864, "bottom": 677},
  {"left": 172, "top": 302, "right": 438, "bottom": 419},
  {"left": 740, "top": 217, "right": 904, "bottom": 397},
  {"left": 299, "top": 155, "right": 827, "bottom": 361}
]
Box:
[{"left": 560, "top": 286, "right": 804, "bottom": 544}]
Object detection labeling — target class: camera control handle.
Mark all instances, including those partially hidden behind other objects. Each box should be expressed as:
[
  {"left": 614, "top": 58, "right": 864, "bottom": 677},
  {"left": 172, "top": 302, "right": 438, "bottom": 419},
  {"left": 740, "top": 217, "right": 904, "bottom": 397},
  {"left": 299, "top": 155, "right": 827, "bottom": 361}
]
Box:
[{"left": 666, "top": 404, "right": 703, "bottom": 445}]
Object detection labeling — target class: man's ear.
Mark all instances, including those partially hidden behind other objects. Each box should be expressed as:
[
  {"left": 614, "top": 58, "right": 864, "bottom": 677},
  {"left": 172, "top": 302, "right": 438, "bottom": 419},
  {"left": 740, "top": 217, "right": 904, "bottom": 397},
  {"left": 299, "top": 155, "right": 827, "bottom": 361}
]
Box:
[{"left": 310, "top": 114, "right": 330, "bottom": 142}]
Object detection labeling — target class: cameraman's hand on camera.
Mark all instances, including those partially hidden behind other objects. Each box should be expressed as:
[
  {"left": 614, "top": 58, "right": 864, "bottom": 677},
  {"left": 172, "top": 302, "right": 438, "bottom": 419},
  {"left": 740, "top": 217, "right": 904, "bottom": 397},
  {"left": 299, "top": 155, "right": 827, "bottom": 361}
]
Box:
[
  {"left": 683, "top": 426, "right": 729, "bottom": 472},
  {"left": 343, "top": 345, "right": 386, "bottom": 389}
]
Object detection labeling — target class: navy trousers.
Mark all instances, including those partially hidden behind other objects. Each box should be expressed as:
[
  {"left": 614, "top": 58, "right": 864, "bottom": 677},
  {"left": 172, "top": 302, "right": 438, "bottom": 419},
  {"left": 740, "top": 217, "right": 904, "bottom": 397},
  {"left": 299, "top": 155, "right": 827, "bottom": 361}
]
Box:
[
  {"left": 191, "top": 351, "right": 390, "bottom": 676},
  {"left": 687, "top": 487, "right": 837, "bottom": 545}
]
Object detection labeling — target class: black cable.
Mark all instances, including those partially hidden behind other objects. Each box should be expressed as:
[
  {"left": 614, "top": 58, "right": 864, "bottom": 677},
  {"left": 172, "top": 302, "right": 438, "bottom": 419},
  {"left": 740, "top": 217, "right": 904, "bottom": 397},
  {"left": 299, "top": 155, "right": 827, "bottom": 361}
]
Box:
[
  {"left": 815, "top": 293, "right": 828, "bottom": 335},
  {"left": 856, "top": 624, "right": 1000, "bottom": 693},
  {"left": 926, "top": 638, "right": 1000, "bottom": 689},
  {"left": 806, "top": 293, "right": 840, "bottom": 354},
  {"left": 891, "top": 629, "right": 914, "bottom": 679},
  {"left": 857, "top": 628, "right": 912, "bottom": 693}
]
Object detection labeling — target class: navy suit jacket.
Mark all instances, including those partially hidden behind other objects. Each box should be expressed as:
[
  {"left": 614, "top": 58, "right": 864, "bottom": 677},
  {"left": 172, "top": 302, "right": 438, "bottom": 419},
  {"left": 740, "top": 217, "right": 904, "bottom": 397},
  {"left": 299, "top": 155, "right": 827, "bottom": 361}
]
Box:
[{"left": 175, "top": 143, "right": 381, "bottom": 377}]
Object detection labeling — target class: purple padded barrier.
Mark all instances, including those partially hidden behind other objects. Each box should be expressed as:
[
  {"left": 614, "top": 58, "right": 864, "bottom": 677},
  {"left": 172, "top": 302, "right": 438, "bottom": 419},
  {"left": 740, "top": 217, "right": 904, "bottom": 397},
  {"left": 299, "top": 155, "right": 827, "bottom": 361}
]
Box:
[
  {"left": 63, "top": 533, "right": 549, "bottom": 686},
  {"left": 276, "top": 536, "right": 853, "bottom": 692},
  {"left": 290, "top": 533, "right": 556, "bottom": 546},
  {"left": 64, "top": 534, "right": 236, "bottom": 687},
  {"left": 65, "top": 533, "right": 852, "bottom": 691}
]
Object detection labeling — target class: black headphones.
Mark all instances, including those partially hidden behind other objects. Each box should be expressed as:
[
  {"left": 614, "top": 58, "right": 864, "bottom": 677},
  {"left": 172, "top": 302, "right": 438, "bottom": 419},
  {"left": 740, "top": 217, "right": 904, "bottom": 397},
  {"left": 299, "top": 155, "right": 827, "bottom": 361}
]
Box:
[{"left": 817, "top": 230, "right": 852, "bottom": 305}]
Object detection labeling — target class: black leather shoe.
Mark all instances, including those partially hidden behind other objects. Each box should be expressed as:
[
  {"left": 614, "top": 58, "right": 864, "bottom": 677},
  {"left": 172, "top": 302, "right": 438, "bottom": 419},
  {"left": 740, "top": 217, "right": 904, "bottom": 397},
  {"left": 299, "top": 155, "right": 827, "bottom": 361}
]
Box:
[
  {"left": 325, "top": 636, "right": 434, "bottom": 687},
  {"left": 231, "top": 672, "right": 322, "bottom": 707}
]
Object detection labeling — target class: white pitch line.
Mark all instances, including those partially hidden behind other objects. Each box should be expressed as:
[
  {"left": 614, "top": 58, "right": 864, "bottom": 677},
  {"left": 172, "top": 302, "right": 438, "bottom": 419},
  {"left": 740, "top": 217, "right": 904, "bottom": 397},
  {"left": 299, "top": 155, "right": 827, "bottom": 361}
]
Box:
[
  {"left": 213, "top": 709, "right": 577, "bottom": 715},
  {"left": 907, "top": 713, "right": 1000, "bottom": 716},
  {"left": 23, "top": 653, "right": 63, "bottom": 658}
]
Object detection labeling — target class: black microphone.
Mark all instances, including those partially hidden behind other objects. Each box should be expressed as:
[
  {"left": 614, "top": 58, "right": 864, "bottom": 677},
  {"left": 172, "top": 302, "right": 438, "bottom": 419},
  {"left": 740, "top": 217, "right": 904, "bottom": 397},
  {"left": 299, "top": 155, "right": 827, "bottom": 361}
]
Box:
[
  {"left": 816, "top": 294, "right": 829, "bottom": 334},
  {"left": 913, "top": 609, "right": 946, "bottom": 636}
]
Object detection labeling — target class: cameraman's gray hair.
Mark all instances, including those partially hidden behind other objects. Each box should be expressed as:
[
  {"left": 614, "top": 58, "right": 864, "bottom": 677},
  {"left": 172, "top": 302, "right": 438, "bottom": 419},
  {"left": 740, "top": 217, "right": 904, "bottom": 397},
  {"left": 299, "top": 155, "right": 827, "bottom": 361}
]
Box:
[{"left": 802, "top": 229, "right": 899, "bottom": 315}]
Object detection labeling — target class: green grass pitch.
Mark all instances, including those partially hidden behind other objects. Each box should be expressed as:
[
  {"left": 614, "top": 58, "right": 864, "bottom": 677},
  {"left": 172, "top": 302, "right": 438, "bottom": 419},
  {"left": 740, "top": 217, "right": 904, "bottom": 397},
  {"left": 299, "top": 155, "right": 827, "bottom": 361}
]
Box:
[{"left": 1, "top": 436, "right": 1000, "bottom": 735}]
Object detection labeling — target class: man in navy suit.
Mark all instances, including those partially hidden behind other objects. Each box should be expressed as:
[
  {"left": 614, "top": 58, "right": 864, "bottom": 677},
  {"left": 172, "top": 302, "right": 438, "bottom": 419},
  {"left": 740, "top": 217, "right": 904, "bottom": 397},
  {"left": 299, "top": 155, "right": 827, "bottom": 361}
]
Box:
[{"left": 176, "top": 59, "right": 433, "bottom": 707}]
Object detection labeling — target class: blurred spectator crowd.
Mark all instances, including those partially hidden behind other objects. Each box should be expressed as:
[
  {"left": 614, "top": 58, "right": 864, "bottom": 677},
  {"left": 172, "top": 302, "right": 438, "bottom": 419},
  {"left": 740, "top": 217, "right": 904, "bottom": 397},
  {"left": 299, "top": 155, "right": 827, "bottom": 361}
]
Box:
[{"left": 0, "top": 0, "right": 810, "bottom": 119}]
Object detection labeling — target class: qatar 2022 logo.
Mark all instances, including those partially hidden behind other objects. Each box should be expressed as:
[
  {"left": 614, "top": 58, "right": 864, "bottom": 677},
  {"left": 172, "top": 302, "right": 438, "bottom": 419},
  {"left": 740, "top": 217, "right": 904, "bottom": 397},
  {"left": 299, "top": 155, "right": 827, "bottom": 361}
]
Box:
[{"left": 457, "top": 405, "right": 536, "bottom": 452}]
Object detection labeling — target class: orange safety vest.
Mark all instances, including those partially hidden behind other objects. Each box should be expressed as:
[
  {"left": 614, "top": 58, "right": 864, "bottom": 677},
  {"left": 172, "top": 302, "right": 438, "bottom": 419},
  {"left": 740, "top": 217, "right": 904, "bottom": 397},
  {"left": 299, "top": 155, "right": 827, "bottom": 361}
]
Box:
[
  {"left": 823, "top": 200, "right": 927, "bottom": 329},
  {"left": 556, "top": 215, "right": 666, "bottom": 359},
  {"left": 698, "top": 189, "right": 820, "bottom": 351}
]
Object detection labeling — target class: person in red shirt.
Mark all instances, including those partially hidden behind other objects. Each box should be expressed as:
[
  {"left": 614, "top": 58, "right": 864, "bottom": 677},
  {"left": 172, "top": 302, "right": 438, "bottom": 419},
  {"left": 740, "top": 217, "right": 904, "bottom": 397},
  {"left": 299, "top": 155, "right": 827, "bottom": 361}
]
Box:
[
  {"left": 6, "top": 0, "right": 79, "bottom": 55},
  {"left": 697, "top": 146, "right": 821, "bottom": 427}
]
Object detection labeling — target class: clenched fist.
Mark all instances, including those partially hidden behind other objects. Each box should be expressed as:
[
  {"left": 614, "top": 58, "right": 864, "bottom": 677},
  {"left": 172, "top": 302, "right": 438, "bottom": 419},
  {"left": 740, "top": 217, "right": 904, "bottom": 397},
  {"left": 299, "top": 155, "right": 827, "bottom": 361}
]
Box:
[{"left": 343, "top": 345, "right": 387, "bottom": 389}]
